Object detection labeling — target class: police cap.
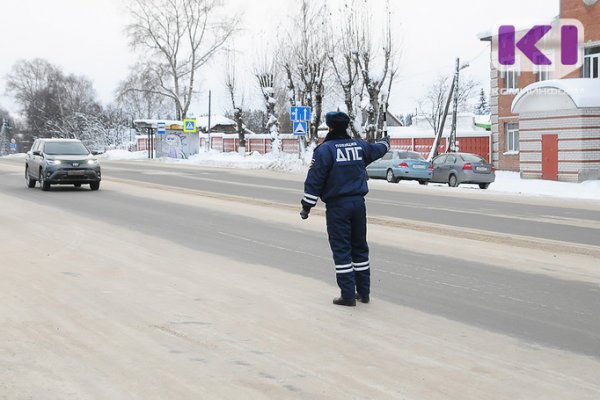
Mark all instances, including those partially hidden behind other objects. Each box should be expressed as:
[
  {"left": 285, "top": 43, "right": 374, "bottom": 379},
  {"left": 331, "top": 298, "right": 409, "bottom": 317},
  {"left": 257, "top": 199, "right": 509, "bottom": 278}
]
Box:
[{"left": 325, "top": 111, "right": 350, "bottom": 130}]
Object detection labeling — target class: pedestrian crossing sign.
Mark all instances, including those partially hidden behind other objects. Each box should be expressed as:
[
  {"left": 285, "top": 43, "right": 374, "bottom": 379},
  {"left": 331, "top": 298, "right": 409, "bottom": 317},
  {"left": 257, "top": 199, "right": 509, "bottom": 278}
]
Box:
[
  {"left": 293, "top": 121, "right": 307, "bottom": 136},
  {"left": 184, "top": 119, "right": 197, "bottom": 133}
]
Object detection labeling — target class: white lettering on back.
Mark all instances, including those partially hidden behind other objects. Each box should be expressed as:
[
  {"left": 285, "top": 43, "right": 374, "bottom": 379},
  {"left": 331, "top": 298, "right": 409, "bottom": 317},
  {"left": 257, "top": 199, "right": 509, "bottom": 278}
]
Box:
[{"left": 336, "top": 147, "right": 363, "bottom": 162}]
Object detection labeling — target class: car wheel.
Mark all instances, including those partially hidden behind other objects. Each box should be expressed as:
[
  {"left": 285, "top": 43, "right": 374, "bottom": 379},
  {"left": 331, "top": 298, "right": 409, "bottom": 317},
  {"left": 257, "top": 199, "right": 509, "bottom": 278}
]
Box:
[
  {"left": 40, "top": 169, "right": 51, "bottom": 191},
  {"left": 25, "top": 166, "right": 36, "bottom": 188},
  {"left": 386, "top": 169, "right": 399, "bottom": 183},
  {"left": 90, "top": 182, "right": 100, "bottom": 191},
  {"left": 479, "top": 183, "right": 490, "bottom": 190},
  {"left": 74, "top": 183, "right": 82, "bottom": 188},
  {"left": 448, "top": 174, "right": 459, "bottom": 188},
  {"left": 418, "top": 180, "right": 429, "bottom": 186}
]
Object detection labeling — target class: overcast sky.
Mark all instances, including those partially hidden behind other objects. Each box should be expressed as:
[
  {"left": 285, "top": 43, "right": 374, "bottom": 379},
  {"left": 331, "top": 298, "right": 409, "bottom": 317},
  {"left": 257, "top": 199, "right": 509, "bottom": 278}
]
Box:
[{"left": 0, "top": 0, "right": 558, "bottom": 117}]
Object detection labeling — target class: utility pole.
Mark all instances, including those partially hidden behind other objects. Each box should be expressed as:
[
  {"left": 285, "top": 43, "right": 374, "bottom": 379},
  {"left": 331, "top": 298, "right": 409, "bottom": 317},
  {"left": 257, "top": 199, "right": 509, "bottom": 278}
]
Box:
[
  {"left": 207, "top": 90, "right": 212, "bottom": 151},
  {"left": 428, "top": 76, "right": 455, "bottom": 161},
  {"left": 382, "top": 95, "right": 389, "bottom": 138},
  {"left": 449, "top": 58, "right": 469, "bottom": 153},
  {"left": 428, "top": 58, "right": 469, "bottom": 161}
]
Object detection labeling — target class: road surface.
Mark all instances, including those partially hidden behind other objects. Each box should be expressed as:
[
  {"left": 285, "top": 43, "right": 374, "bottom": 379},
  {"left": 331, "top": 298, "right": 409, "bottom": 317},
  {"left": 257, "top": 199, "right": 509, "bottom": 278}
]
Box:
[{"left": 1, "top": 157, "right": 599, "bottom": 399}]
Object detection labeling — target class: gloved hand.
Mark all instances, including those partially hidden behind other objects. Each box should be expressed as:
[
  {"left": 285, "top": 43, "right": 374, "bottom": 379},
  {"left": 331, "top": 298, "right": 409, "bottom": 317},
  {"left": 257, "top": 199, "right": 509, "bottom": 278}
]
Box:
[
  {"left": 300, "top": 207, "right": 310, "bottom": 220},
  {"left": 378, "top": 135, "right": 390, "bottom": 146}
]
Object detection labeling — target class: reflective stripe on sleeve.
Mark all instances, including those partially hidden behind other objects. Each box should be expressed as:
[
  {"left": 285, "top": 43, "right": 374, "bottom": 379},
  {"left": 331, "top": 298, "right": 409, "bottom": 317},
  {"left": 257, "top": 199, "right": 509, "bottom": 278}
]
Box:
[
  {"left": 304, "top": 193, "right": 318, "bottom": 200},
  {"left": 303, "top": 197, "right": 317, "bottom": 205}
]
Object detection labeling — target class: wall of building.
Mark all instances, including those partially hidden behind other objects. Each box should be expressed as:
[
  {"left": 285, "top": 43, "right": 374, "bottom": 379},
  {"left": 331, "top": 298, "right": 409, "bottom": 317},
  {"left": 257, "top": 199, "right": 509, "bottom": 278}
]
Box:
[
  {"left": 562, "top": 0, "right": 600, "bottom": 78},
  {"left": 519, "top": 108, "right": 600, "bottom": 182},
  {"left": 490, "top": 0, "right": 600, "bottom": 171},
  {"left": 496, "top": 71, "right": 539, "bottom": 171},
  {"left": 561, "top": 0, "right": 600, "bottom": 40}
]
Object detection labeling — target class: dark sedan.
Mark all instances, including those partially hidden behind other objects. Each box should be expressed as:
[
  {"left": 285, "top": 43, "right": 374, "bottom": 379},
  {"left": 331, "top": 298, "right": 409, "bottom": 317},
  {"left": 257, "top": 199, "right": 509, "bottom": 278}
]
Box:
[{"left": 430, "top": 152, "right": 495, "bottom": 189}]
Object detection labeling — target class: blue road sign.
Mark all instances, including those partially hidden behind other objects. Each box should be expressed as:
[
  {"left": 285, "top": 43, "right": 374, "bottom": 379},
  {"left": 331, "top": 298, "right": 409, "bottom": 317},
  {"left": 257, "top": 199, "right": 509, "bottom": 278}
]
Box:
[
  {"left": 290, "top": 106, "right": 311, "bottom": 122},
  {"left": 293, "top": 121, "right": 308, "bottom": 136},
  {"left": 10, "top": 143, "right": 17, "bottom": 151},
  {"left": 157, "top": 121, "right": 166, "bottom": 135},
  {"left": 184, "top": 119, "right": 196, "bottom": 133}
]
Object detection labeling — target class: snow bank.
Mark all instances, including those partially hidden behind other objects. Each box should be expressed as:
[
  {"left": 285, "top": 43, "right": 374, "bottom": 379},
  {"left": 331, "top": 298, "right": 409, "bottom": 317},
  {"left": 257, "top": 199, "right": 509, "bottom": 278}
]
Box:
[
  {"left": 100, "top": 150, "right": 148, "bottom": 161},
  {"left": 160, "top": 151, "right": 306, "bottom": 173},
  {"left": 0, "top": 153, "right": 27, "bottom": 159},
  {"left": 488, "top": 171, "right": 600, "bottom": 200}
]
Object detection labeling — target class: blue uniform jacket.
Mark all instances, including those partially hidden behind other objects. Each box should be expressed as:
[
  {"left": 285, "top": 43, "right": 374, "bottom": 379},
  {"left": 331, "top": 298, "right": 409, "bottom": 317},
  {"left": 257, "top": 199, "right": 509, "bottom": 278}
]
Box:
[{"left": 302, "top": 137, "right": 389, "bottom": 209}]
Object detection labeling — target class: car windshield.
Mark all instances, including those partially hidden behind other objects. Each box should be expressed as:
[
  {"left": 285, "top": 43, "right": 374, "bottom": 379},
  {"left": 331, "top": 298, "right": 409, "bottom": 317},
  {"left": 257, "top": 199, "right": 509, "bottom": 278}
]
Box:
[
  {"left": 398, "top": 152, "right": 424, "bottom": 160},
  {"left": 461, "top": 154, "right": 485, "bottom": 163},
  {"left": 44, "top": 142, "right": 90, "bottom": 156}
]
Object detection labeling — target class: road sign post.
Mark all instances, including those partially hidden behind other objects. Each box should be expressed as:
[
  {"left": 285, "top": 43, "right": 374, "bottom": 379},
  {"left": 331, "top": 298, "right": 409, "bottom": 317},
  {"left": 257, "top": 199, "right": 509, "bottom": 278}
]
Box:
[{"left": 290, "top": 106, "right": 312, "bottom": 161}]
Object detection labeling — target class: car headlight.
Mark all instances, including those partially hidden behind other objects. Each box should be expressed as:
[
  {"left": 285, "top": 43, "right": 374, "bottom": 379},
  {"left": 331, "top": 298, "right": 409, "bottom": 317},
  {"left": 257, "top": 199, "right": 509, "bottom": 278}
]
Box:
[
  {"left": 88, "top": 159, "right": 98, "bottom": 165},
  {"left": 47, "top": 160, "right": 62, "bottom": 165}
]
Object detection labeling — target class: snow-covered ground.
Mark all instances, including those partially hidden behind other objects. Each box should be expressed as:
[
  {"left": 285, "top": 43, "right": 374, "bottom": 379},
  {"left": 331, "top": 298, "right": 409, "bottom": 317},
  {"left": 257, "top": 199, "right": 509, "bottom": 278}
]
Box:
[
  {"left": 5, "top": 150, "right": 599, "bottom": 201},
  {"left": 99, "top": 149, "right": 309, "bottom": 173}
]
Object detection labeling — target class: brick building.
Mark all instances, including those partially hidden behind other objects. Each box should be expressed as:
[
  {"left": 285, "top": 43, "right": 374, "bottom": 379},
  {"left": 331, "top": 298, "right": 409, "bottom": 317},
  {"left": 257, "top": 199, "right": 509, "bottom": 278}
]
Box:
[{"left": 481, "top": 0, "right": 600, "bottom": 176}]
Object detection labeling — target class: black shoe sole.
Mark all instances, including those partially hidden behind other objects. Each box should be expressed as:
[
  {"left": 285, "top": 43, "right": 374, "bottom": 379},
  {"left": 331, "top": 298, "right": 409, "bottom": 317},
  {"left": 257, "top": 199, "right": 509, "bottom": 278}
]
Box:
[
  {"left": 333, "top": 298, "right": 356, "bottom": 307},
  {"left": 355, "top": 294, "right": 370, "bottom": 304}
]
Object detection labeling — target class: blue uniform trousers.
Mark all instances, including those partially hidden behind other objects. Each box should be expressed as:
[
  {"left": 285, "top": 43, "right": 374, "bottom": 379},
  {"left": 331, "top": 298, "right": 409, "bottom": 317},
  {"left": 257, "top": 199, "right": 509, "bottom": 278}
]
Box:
[{"left": 325, "top": 196, "right": 370, "bottom": 300}]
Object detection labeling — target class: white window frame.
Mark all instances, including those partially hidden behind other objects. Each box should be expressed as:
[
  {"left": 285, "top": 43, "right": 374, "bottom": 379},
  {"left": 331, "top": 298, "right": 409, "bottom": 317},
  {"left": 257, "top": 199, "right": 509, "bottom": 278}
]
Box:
[
  {"left": 503, "top": 70, "right": 519, "bottom": 90},
  {"left": 583, "top": 46, "right": 600, "bottom": 79},
  {"left": 534, "top": 50, "right": 553, "bottom": 82},
  {"left": 505, "top": 123, "right": 519, "bottom": 154}
]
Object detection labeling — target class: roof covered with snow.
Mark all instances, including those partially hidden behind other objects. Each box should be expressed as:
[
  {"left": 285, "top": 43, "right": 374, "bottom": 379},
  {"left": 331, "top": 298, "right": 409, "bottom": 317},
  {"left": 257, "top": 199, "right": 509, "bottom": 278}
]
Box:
[
  {"left": 512, "top": 79, "right": 600, "bottom": 113},
  {"left": 388, "top": 114, "right": 490, "bottom": 138},
  {"left": 134, "top": 116, "right": 236, "bottom": 131}
]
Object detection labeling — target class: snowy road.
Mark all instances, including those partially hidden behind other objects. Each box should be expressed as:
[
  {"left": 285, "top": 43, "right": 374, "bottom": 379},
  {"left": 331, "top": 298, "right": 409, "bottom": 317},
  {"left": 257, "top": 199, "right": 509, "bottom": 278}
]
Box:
[
  {"left": 98, "top": 159, "right": 600, "bottom": 247},
  {"left": 1, "top": 158, "right": 600, "bottom": 399}
]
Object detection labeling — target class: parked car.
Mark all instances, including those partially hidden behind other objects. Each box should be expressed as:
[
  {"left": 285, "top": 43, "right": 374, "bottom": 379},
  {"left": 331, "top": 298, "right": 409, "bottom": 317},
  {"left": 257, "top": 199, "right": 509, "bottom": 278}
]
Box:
[
  {"left": 25, "top": 139, "right": 102, "bottom": 191},
  {"left": 367, "top": 150, "right": 432, "bottom": 184},
  {"left": 430, "top": 152, "right": 495, "bottom": 189}
]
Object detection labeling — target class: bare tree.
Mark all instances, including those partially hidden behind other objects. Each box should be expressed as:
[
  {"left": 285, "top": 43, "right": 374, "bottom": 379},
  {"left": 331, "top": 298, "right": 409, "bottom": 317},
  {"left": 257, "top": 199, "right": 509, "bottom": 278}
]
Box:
[
  {"left": 224, "top": 48, "right": 246, "bottom": 153},
  {"left": 6, "top": 59, "right": 102, "bottom": 139},
  {"left": 352, "top": 0, "right": 399, "bottom": 142},
  {"left": 281, "top": 0, "right": 328, "bottom": 145},
  {"left": 126, "top": 0, "right": 238, "bottom": 120},
  {"left": 116, "top": 63, "right": 171, "bottom": 120},
  {"left": 5, "top": 58, "right": 62, "bottom": 133},
  {"left": 328, "top": 3, "right": 362, "bottom": 138},
  {"left": 419, "top": 74, "right": 478, "bottom": 134},
  {"left": 254, "top": 53, "right": 280, "bottom": 154}
]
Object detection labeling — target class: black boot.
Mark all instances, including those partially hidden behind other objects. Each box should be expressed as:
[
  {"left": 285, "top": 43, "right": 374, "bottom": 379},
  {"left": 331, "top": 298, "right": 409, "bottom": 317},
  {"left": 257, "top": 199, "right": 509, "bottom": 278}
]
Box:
[
  {"left": 355, "top": 293, "right": 370, "bottom": 304},
  {"left": 333, "top": 297, "right": 356, "bottom": 307}
]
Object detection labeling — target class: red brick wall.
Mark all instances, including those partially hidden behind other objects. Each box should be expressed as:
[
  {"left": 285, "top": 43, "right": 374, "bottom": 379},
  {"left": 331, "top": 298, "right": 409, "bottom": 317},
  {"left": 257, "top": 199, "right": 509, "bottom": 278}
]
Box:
[
  {"left": 561, "top": 0, "right": 600, "bottom": 41},
  {"left": 497, "top": 71, "right": 537, "bottom": 171},
  {"left": 562, "top": 0, "right": 600, "bottom": 78}
]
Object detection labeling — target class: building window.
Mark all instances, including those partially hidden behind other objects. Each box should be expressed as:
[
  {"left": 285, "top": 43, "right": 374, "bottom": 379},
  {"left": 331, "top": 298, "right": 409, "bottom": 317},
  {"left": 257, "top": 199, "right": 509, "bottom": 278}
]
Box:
[
  {"left": 503, "top": 70, "right": 519, "bottom": 89},
  {"left": 535, "top": 66, "right": 550, "bottom": 82},
  {"left": 583, "top": 46, "right": 600, "bottom": 79},
  {"left": 534, "top": 51, "right": 552, "bottom": 81},
  {"left": 505, "top": 123, "right": 519, "bottom": 153}
]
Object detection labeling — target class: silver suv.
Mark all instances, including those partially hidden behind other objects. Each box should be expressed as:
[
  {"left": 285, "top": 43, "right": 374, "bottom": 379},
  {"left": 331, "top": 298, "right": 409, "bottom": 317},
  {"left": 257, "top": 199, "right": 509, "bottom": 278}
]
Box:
[{"left": 25, "top": 139, "right": 102, "bottom": 191}]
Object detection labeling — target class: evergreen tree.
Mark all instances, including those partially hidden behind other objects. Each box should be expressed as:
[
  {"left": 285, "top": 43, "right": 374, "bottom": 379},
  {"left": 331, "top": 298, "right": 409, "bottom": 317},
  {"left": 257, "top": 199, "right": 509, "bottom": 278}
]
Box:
[{"left": 474, "top": 88, "right": 490, "bottom": 115}]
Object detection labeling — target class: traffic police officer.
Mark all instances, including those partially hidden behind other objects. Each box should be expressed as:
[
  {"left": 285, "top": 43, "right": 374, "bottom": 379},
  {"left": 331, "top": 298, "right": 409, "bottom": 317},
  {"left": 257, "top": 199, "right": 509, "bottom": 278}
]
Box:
[{"left": 300, "top": 111, "right": 389, "bottom": 306}]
